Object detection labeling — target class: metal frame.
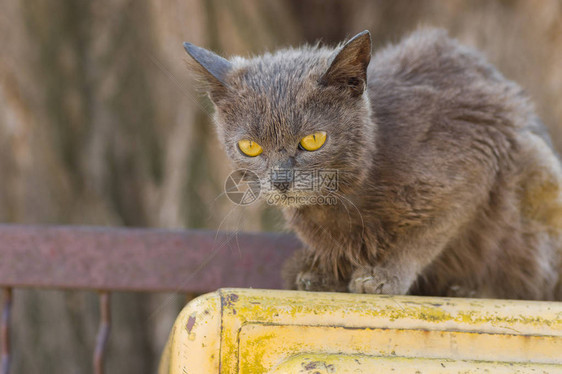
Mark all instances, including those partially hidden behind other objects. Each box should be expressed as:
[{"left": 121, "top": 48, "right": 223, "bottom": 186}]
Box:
[{"left": 0, "top": 224, "right": 300, "bottom": 374}]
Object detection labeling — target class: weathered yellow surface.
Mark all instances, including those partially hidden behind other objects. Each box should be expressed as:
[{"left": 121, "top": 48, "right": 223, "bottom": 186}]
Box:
[
  {"left": 159, "top": 288, "right": 562, "bottom": 373},
  {"left": 159, "top": 291, "right": 222, "bottom": 373},
  {"left": 270, "top": 354, "right": 562, "bottom": 373}
]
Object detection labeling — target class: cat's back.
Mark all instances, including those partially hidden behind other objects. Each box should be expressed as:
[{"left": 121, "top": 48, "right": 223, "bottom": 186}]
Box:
[
  {"left": 367, "top": 28, "right": 536, "bottom": 133},
  {"left": 366, "top": 28, "right": 547, "bottom": 170},
  {"left": 367, "top": 28, "right": 512, "bottom": 98}
]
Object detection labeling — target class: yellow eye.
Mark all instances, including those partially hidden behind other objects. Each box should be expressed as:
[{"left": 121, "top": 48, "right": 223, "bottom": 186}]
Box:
[
  {"left": 238, "top": 139, "right": 263, "bottom": 157},
  {"left": 299, "top": 131, "right": 327, "bottom": 151}
]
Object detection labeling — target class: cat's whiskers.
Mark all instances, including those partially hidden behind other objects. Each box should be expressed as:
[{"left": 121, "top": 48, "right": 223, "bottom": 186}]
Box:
[
  {"left": 210, "top": 190, "right": 228, "bottom": 204},
  {"left": 327, "top": 192, "right": 353, "bottom": 233},
  {"left": 147, "top": 207, "right": 245, "bottom": 321},
  {"left": 215, "top": 202, "right": 246, "bottom": 258},
  {"left": 329, "top": 190, "right": 366, "bottom": 240},
  {"left": 210, "top": 182, "right": 245, "bottom": 205}
]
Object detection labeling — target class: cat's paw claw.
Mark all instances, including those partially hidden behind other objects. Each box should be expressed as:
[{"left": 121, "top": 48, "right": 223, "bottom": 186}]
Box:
[{"left": 349, "top": 267, "right": 403, "bottom": 295}]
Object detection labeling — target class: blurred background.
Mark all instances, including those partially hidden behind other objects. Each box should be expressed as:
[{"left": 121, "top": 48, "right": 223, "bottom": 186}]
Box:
[{"left": 1, "top": 0, "right": 561, "bottom": 372}]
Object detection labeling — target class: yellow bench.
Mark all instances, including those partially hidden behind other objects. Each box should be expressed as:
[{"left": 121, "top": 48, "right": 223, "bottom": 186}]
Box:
[{"left": 159, "top": 288, "right": 562, "bottom": 373}]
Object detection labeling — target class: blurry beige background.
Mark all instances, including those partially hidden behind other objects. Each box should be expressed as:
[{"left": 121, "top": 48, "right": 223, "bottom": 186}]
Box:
[{"left": 1, "top": 0, "right": 561, "bottom": 372}]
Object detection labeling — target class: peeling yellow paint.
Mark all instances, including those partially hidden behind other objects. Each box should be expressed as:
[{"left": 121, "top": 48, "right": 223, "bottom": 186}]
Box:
[
  {"left": 270, "top": 353, "right": 562, "bottom": 373},
  {"left": 159, "top": 289, "right": 562, "bottom": 374},
  {"left": 159, "top": 292, "right": 221, "bottom": 373}
]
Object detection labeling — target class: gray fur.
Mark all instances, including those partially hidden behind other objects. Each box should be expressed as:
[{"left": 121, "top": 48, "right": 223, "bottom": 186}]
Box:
[{"left": 185, "top": 29, "right": 562, "bottom": 300}]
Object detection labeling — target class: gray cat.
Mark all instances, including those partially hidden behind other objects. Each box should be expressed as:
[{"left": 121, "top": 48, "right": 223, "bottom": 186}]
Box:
[{"left": 184, "top": 29, "right": 562, "bottom": 300}]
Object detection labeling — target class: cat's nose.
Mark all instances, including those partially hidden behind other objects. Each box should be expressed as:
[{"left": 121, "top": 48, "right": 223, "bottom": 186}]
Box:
[
  {"left": 271, "top": 169, "right": 293, "bottom": 191},
  {"left": 271, "top": 158, "right": 295, "bottom": 192}
]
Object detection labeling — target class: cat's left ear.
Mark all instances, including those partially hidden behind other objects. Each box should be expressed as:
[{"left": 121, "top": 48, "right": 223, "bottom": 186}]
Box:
[
  {"left": 183, "top": 42, "right": 233, "bottom": 101},
  {"left": 320, "top": 30, "right": 371, "bottom": 96}
]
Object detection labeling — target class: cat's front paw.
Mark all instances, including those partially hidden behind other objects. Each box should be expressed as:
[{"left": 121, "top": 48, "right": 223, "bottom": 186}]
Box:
[
  {"left": 296, "top": 271, "right": 322, "bottom": 291},
  {"left": 296, "top": 271, "right": 348, "bottom": 292},
  {"left": 349, "top": 267, "right": 408, "bottom": 295}
]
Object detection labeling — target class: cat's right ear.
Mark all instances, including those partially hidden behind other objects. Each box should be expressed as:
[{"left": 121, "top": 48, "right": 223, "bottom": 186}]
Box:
[{"left": 183, "top": 42, "right": 232, "bottom": 101}]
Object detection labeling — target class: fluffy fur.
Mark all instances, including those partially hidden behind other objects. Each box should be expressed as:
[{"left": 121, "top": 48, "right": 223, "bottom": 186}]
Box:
[{"left": 185, "top": 29, "right": 562, "bottom": 300}]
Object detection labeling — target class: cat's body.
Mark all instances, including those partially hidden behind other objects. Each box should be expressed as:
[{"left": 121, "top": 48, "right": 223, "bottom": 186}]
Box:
[{"left": 185, "top": 29, "right": 562, "bottom": 300}]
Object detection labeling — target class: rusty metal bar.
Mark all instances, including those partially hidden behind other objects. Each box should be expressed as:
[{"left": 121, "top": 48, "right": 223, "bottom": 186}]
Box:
[
  {"left": 93, "top": 292, "right": 111, "bottom": 374},
  {"left": 1, "top": 288, "right": 12, "bottom": 374},
  {"left": 0, "top": 225, "right": 300, "bottom": 293}
]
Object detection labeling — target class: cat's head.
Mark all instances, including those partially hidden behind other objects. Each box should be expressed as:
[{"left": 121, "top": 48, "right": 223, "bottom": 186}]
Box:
[{"left": 184, "top": 31, "right": 375, "bottom": 207}]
